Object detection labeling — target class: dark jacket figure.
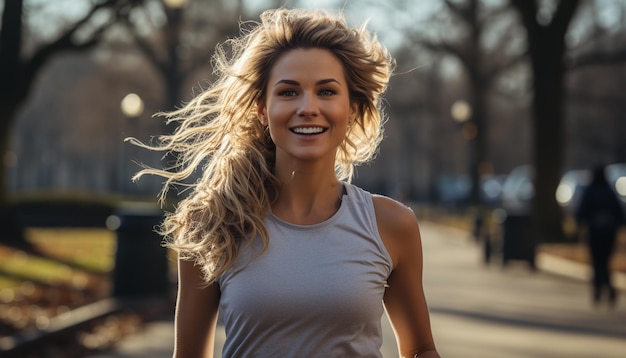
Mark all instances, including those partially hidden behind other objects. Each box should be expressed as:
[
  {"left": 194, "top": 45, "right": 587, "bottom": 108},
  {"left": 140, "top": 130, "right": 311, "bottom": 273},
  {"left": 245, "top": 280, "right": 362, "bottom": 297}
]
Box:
[{"left": 576, "top": 167, "right": 625, "bottom": 307}]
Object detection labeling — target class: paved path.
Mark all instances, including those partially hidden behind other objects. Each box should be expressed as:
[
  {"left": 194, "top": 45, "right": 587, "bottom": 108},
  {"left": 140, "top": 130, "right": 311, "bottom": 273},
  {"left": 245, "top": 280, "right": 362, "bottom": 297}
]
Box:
[
  {"left": 89, "top": 221, "right": 626, "bottom": 358},
  {"left": 421, "top": 222, "right": 625, "bottom": 358}
]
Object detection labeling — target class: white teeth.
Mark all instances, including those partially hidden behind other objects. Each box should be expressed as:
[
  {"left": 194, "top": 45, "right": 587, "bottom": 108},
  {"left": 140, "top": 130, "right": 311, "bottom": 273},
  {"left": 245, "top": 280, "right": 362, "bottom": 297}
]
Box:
[{"left": 292, "top": 127, "right": 324, "bottom": 134}]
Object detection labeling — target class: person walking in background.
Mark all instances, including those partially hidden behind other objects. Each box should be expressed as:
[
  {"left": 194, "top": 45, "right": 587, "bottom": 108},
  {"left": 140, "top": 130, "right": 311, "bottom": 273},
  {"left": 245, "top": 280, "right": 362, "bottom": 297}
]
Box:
[
  {"left": 131, "top": 8, "right": 440, "bottom": 358},
  {"left": 576, "top": 165, "right": 625, "bottom": 308}
]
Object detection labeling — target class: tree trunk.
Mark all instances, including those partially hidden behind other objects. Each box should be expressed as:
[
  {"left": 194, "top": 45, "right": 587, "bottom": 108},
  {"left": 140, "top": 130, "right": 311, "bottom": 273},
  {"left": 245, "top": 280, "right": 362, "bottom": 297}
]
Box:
[
  {"left": 459, "top": 0, "right": 487, "bottom": 208},
  {"left": 0, "top": 107, "right": 12, "bottom": 206},
  {"left": 468, "top": 73, "right": 488, "bottom": 207},
  {"left": 531, "top": 34, "right": 566, "bottom": 243},
  {"left": 0, "top": 0, "right": 24, "bottom": 205}
]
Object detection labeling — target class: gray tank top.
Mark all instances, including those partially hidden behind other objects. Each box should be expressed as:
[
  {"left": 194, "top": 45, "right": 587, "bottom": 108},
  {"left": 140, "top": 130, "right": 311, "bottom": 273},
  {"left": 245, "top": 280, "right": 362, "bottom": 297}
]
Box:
[{"left": 217, "top": 183, "right": 393, "bottom": 357}]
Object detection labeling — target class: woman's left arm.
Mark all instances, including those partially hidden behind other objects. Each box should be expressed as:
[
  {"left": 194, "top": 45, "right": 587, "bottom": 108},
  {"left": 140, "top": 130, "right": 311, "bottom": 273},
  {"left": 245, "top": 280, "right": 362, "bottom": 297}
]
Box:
[{"left": 373, "top": 195, "right": 440, "bottom": 358}]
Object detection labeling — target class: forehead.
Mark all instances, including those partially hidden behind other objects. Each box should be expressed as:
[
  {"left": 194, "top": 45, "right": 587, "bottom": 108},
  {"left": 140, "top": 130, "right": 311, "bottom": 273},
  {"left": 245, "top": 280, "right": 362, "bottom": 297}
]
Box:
[{"left": 269, "top": 48, "right": 347, "bottom": 83}]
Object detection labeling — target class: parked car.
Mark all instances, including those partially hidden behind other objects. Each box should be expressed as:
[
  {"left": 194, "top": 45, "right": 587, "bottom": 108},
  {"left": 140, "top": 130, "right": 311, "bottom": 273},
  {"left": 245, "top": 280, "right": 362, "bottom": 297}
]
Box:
[
  {"left": 605, "top": 163, "right": 626, "bottom": 210},
  {"left": 435, "top": 173, "right": 506, "bottom": 208},
  {"left": 556, "top": 169, "right": 592, "bottom": 215},
  {"left": 481, "top": 174, "right": 507, "bottom": 207},
  {"left": 502, "top": 163, "right": 626, "bottom": 216},
  {"left": 501, "top": 165, "right": 534, "bottom": 215}
]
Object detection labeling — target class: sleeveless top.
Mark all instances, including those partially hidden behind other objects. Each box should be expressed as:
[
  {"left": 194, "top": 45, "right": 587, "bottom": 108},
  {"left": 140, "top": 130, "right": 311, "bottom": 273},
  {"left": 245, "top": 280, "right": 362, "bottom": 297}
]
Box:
[{"left": 217, "top": 183, "right": 393, "bottom": 357}]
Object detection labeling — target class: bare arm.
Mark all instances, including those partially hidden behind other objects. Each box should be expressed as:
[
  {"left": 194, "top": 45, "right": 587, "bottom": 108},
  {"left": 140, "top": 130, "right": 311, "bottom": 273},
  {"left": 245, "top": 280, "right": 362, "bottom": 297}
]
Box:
[
  {"left": 373, "top": 196, "right": 440, "bottom": 358},
  {"left": 173, "top": 259, "right": 220, "bottom": 358}
]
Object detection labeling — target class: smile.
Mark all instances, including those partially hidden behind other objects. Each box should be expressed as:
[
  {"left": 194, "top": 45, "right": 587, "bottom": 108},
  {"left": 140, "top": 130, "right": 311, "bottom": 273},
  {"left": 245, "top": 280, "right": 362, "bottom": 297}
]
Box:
[{"left": 290, "top": 127, "right": 326, "bottom": 135}]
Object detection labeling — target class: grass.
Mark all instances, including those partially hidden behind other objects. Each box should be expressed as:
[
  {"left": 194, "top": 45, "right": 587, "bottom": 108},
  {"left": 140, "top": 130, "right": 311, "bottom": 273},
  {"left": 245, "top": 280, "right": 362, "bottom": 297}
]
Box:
[
  {"left": 0, "top": 276, "right": 18, "bottom": 290},
  {"left": 0, "top": 228, "right": 116, "bottom": 290},
  {"left": 26, "top": 228, "right": 116, "bottom": 272}
]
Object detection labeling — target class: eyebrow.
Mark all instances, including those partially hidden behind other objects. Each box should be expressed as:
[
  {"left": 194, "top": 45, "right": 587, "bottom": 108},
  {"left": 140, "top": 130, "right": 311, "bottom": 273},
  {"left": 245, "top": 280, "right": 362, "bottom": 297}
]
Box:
[{"left": 273, "top": 78, "right": 341, "bottom": 87}]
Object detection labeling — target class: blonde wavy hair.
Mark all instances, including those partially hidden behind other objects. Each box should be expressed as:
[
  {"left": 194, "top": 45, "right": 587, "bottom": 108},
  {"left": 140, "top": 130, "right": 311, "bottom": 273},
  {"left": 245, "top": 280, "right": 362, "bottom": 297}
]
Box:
[{"left": 131, "top": 8, "right": 394, "bottom": 284}]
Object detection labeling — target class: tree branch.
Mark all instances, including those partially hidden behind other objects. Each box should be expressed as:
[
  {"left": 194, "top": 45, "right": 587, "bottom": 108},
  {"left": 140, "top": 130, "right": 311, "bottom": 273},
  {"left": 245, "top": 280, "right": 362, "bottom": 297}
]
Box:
[
  {"left": 568, "top": 40, "right": 626, "bottom": 69},
  {"left": 552, "top": 0, "right": 581, "bottom": 40},
  {"left": 19, "top": 0, "right": 136, "bottom": 107},
  {"left": 509, "top": 0, "right": 537, "bottom": 35},
  {"left": 26, "top": 0, "right": 118, "bottom": 82},
  {"left": 444, "top": 0, "right": 471, "bottom": 22},
  {"left": 0, "top": 0, "right": 23, "bottom": 72},
  {"left": 123, "top": 16, "right": 168, "bottom": 75}
]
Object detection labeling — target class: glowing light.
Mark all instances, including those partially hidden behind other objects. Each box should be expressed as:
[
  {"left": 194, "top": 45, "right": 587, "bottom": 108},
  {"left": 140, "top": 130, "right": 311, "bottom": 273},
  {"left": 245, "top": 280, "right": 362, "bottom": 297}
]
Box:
[
  {"left": 556, "top": 183, "right": 574, "bottom": 206},
  {"left": 616, "top": 176, "right": 626, "bottom": 196},
  {"left": 106, "top": 215, "right": 121, "bottom": 231},
  {"left": 163, "top": 0, "right": 188, "bottom": 9},
  {"left": 451, "top": 100, "right": 472, "bottom": 123},
  {"left": 120, "top": 93, "right": 144, "bottom": 118}
]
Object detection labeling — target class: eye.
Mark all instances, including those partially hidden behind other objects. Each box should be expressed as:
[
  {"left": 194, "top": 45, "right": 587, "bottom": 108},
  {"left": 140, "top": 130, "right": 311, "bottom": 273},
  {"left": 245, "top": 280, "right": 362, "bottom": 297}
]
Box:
[
  {"left": 319, "top": 89, "right": 336, "bottom": 96},
  {"left": 278, "top": 89, "right": 297, "bottom": 97}
]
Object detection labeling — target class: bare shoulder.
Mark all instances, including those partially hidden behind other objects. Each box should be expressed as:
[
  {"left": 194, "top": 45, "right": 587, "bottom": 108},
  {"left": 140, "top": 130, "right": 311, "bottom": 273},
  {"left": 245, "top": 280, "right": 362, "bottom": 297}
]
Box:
[
  {"left": 372, "top": 195, "right": 418, "bottom": 228},
  {"left": 372, "top": 195, "right": 422, "bottom": 267}
]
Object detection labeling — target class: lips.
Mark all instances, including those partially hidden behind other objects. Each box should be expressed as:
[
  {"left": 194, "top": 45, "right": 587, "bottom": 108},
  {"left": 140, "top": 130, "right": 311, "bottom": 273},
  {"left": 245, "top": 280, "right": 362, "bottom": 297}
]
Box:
[{"left": 290, "top": 127, "right": 326, "bottom": 135}]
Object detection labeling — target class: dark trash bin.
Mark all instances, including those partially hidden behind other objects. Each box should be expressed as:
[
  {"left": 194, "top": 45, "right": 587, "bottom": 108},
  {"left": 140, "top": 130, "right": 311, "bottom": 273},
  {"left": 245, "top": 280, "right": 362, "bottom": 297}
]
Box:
[
  {"left": 111, "top": 210, "right": 169, "bottom": 298},
  {"left": 501, "top": 214, "right": 536, "bottom": 269}
]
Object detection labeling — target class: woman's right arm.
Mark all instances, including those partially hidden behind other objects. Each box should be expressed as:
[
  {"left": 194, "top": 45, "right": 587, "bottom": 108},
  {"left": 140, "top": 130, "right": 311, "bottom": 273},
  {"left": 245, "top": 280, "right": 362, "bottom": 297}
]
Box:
[{"left": 173, "top": 259, "right": 221, "bottom": 358}]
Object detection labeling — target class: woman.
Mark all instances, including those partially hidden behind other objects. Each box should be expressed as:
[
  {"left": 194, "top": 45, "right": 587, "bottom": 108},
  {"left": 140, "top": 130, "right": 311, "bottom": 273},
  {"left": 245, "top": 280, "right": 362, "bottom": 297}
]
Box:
[{"left": 133, "top": 8, "right": 440, "bottom": 358}]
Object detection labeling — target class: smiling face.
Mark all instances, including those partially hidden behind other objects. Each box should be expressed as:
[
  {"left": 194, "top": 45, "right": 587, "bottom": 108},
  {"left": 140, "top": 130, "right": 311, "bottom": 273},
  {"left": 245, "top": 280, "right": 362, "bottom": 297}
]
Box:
[{"left": 258, "top": 48, "right": 355, "bottom": 169}]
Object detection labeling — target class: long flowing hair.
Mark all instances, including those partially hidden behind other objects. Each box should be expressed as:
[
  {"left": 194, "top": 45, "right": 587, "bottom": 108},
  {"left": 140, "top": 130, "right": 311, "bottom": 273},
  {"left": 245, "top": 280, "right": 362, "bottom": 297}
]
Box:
[{"left": 131, "top": 8, "right": 394, "bottom": 284}]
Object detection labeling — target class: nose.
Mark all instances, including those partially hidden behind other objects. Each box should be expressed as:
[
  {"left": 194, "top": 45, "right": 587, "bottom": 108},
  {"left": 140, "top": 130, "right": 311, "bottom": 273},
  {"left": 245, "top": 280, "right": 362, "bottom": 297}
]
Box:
[{"left": 297, "top": 92, "right": 319, "bottom": 117}]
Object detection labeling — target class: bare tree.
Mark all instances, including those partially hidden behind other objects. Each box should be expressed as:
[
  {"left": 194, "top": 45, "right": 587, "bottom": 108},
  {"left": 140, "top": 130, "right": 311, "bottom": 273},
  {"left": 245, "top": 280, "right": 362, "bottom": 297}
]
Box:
[
  {"left": 378, "top": 0, "right": 525, "bottom": 206},
  {"left": 0, "top": 0, "right": 138, "bottom": 205}
]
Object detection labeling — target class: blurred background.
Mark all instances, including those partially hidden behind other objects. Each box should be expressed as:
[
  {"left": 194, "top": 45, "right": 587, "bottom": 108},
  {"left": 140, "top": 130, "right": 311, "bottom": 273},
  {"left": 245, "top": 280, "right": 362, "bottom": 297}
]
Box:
[{"left": 1, "top": 0, "right": 626, "bottom": 357}]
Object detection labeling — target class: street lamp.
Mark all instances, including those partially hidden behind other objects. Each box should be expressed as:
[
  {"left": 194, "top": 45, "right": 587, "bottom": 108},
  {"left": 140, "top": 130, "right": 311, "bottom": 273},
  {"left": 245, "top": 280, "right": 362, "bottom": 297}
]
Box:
[
  {"left": 450, "top": 99, "right": 483, "bottom": 209},
  {"left": 120, "top": 93, "right": 144, "bottom": 193},
  {"left": 115, "top": 92, "right": 168, "bottom": 298},
  {"left": 451, "top": 100, "right": 477, "bottom": 140}
]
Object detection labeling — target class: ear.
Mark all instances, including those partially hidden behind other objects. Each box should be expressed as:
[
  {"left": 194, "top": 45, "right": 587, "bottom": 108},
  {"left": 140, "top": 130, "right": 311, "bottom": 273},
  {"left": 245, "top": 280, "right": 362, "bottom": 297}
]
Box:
[
  {"left": 349, "top": 102, "right": 359, "bottom": 124},
  {"left": 257, "top": 102, "right": 268, "bottom": 126}
]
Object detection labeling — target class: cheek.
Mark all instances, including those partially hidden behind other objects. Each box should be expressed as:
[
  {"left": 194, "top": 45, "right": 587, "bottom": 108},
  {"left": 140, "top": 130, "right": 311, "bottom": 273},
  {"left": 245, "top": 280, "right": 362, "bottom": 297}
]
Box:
[
  {"left": 336, "top": 106, "right": 352, "bottom": 127},
  {"left": 265, "top": 117, "right": 283, "bottom": 142},
  {"left": 265, "top": 102, "right": 288, "bottom": 123}
]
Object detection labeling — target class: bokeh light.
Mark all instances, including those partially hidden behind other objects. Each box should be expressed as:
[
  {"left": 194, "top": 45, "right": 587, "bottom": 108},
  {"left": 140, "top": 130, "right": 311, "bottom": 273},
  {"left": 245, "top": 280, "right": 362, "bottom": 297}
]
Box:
[{"left": 120, "top": 93, "right": 144, "bottom": 118}]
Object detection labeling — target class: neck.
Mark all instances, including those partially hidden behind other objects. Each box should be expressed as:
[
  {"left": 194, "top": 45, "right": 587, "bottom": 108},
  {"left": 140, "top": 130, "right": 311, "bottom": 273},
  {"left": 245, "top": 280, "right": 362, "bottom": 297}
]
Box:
[{"left": 272, "top": 163, "right": 343, "bottom": 225}]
